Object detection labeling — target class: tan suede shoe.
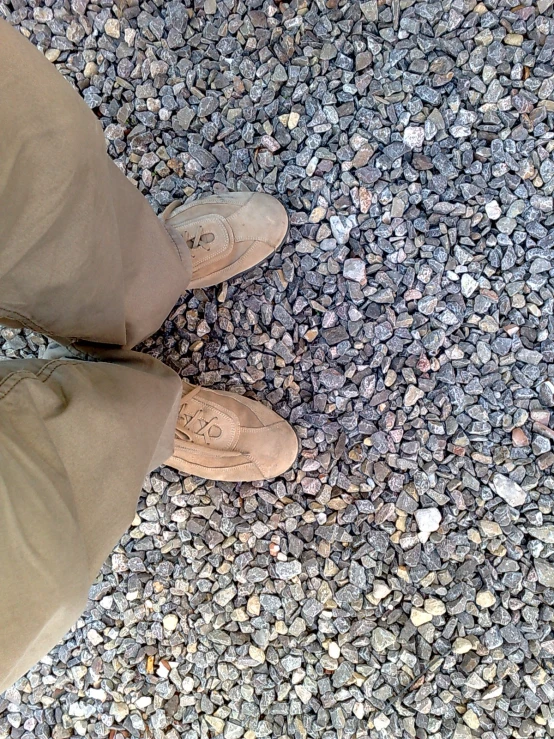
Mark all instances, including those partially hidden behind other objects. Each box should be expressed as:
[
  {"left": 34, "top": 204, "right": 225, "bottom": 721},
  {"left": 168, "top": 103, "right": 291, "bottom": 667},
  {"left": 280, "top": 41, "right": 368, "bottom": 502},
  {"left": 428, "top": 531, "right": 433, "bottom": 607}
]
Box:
[
  {"left": 166, "top": 382, "right": 298, "bottom": 482},
  {"left": 162, "top": 192, "right": 289, "bottom": 289}
]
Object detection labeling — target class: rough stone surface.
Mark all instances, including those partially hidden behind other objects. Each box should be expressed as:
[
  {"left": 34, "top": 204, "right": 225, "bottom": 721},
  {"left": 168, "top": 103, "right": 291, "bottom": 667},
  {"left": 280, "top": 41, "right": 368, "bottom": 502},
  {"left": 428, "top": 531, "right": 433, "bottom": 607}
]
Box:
[
  {"left": 492, "top": 474, "right": 527, "bottom": 507},
  {"left": 2, "top": 1, "right": 554, "bottom": 737},
  {"left": 414, "top": 507, "right": 442, "bottom": 533}
]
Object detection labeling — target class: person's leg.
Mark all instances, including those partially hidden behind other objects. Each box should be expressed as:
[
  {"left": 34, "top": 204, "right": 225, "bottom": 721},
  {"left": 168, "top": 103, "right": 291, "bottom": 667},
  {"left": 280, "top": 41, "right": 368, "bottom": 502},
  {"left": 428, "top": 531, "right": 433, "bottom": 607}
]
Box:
[
  {"left": 0, "top": 18, "right": 298, "bottom": 481},
  {"left": 0, "top": 19, "right": 297, "bottom": 692},
  {"left": 0, "top": 352, "right": 182, "bottom": 693},
  {"left": 0, "top": 18, "right": 289, "bottom": 349},
  {"left": 0, "top": 20, "right": 188, "bottom": 690},
  {"left": 0, "top": 19, "right": 191, "bottom": 349}
]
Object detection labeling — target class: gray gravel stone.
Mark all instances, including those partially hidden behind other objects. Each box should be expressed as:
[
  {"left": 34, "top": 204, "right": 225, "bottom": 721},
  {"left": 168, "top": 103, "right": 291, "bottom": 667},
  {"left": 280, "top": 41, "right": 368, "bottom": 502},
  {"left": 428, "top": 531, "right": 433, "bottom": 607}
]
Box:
[
  {"left": 274, "top": 560, "right": 302, "bottom": 581},
  {"left": 535, "top": 559, "right": 554, "bottom": 587},
  {"left": 343, "top": 258, "right": 366, "bottom": 283}
]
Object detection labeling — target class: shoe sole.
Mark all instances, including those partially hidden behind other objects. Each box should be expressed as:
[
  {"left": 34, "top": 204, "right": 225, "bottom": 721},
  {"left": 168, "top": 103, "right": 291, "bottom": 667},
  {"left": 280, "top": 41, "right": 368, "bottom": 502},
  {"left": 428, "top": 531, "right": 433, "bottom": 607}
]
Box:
[
  {"left": 186, "top": 214, "right": 290, "bottom": 290},
  {"left": 166, "top": 431, "right": 298, "bottom": 483},
  {"left": 166, "top": 455, "right": 283, "bottom": 483}
]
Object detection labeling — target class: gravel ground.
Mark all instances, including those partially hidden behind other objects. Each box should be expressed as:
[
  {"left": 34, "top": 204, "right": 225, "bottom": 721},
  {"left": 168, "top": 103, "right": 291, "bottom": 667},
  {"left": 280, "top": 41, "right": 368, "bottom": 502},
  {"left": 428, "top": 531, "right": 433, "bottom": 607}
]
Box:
[{"left": 2, "top": 0, "right": 554, "bottom": 737}]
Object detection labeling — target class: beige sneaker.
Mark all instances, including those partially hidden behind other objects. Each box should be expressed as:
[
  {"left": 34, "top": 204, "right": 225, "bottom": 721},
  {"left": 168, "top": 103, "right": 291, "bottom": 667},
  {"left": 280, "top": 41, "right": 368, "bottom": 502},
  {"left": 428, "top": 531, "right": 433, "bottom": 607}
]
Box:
[
  {"left": 162, "top": 192, "right": 289, "bottom": 289},
  {"left": 166, "top": 382, "right": 298, "bottom": 482}
]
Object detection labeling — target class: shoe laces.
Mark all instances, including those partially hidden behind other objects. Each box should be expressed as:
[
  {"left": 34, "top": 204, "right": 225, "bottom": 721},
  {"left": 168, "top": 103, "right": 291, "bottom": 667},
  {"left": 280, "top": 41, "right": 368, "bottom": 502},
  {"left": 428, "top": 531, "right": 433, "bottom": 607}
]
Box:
[
  {"left": 177, "top": 403, "right": 222, "bottom": 446},
  {"left": 181, "top": 225, "right": 214, "bottom": 252}
]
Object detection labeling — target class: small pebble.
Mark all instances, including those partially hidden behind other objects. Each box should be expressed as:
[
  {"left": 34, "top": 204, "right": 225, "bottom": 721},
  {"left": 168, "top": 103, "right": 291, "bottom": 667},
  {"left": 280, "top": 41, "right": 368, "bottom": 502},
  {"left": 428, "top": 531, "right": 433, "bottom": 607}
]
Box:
[
  {"left": 415, "top": 507, "right": 442, "bottom": 533},
  {"left": 162, "top": 614, "right": 179, "bottom": 632},
  {"left": 104, "top": 18, "right": 120, "bottom": 38}
]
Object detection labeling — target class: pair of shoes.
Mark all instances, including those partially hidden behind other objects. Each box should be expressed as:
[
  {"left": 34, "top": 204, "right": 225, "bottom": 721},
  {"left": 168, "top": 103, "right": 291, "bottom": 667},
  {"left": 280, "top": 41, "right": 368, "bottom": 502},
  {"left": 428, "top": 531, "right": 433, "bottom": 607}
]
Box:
[{"left": 161, "top": 192, "right": 298, "bottom": 482}]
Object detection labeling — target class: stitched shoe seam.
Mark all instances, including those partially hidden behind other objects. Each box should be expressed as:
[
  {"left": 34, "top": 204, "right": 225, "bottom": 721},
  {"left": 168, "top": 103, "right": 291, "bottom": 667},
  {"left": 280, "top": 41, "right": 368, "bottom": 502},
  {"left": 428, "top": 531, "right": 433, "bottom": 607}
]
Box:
[
  {"left": 189, "top": 397, "right": 239, "bottom": 426},
  {"left": 170, "top": 213, "right": 226, "bottom": 230},
  {"left": 192, "top": 240, "right": 231, "bottom": 268},
  {"left": 167, "top": 193, "right": 254, "bottom": 223},
  {"left": 226, "top": 191, "right": 255, "bottom": 220},
  {"left": 245, "top": 451, "right": 270, "bottom": 479},
  {"left": 170, "top": 195, "right": 240, "bottom": 214},
  {"left": 190, "top": 242, "right": 273, "bottom": 285},
  {"left": 168, "top": 453, "right": 258, "bottom": 472},
  {"left": 237, "top": 398, "right": 281, "bottom": 427},
  {"left": 239, "top": 422, "right": 288, "bottom": 433},
  {"left": 233, "top": 237, "right": 280, "bottom": 246},
  {"left": 173, "top": 437, "right": 247, "bottom": 459}
]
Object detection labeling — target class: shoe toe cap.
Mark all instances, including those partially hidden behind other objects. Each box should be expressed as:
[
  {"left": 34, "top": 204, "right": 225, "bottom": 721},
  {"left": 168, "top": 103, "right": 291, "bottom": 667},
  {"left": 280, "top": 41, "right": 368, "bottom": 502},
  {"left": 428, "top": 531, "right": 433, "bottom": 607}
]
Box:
[
  {"left": 234, "top": 193, "right": 289, "bottom": 250},
  {"left": 249, "top": 420, "right": 298, "bottom": 479}
]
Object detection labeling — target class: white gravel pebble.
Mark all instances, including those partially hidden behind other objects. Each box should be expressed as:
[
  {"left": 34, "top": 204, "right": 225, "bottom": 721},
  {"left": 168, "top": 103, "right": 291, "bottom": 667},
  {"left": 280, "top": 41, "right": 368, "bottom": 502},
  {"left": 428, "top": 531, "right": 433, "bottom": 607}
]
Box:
[
  {"left": 461, "top": 273, "right": 479, "bottom": 298},
  {"left": 491, "top": 473, "right": 527, "bottom": 507},
  {"left": 485, "top": 200, "right": 502, "bottom": 219},
  {"left": 162, "top": 613, "right": 179, "bottom": 632},
  {"left": 415, "top": 507, "right": 442, "bottom": 533},
  {"left": 403, "top": 126, "right": 425, "bottom": 149},
  {"left": 104, "top": 18, "right": 120, "bottom": 38}
]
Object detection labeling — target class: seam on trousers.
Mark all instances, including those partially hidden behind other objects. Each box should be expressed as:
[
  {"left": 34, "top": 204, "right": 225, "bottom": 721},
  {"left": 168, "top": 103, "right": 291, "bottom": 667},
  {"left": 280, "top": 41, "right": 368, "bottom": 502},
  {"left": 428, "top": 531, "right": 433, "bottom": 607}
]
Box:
[
  {"left": 0, "top": 304, "right": 79, "bottom": 343},
  {"left": 0, "top": 360, "right": 82, "bottom": 401}
]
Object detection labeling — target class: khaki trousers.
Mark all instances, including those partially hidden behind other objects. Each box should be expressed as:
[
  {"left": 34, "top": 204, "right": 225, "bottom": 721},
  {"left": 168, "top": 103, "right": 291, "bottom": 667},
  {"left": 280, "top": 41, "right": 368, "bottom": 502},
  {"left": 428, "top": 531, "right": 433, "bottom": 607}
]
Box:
[{"left": 0, "top": 21, "right": 191, "bottom": 691}]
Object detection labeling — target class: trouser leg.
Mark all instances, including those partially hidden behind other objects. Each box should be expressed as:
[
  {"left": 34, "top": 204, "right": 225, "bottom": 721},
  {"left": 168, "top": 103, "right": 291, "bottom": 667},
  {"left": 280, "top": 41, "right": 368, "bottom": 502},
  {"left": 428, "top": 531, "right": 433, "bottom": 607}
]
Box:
[
  {"left": 0, "top": 21, "right": 190, "bottom": 691},
  {"left": 0, "top": 19, "right": 191, "bottom": 349},
  {"left": 0, "top": 353, "right": 182, "bottom": 693}
]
